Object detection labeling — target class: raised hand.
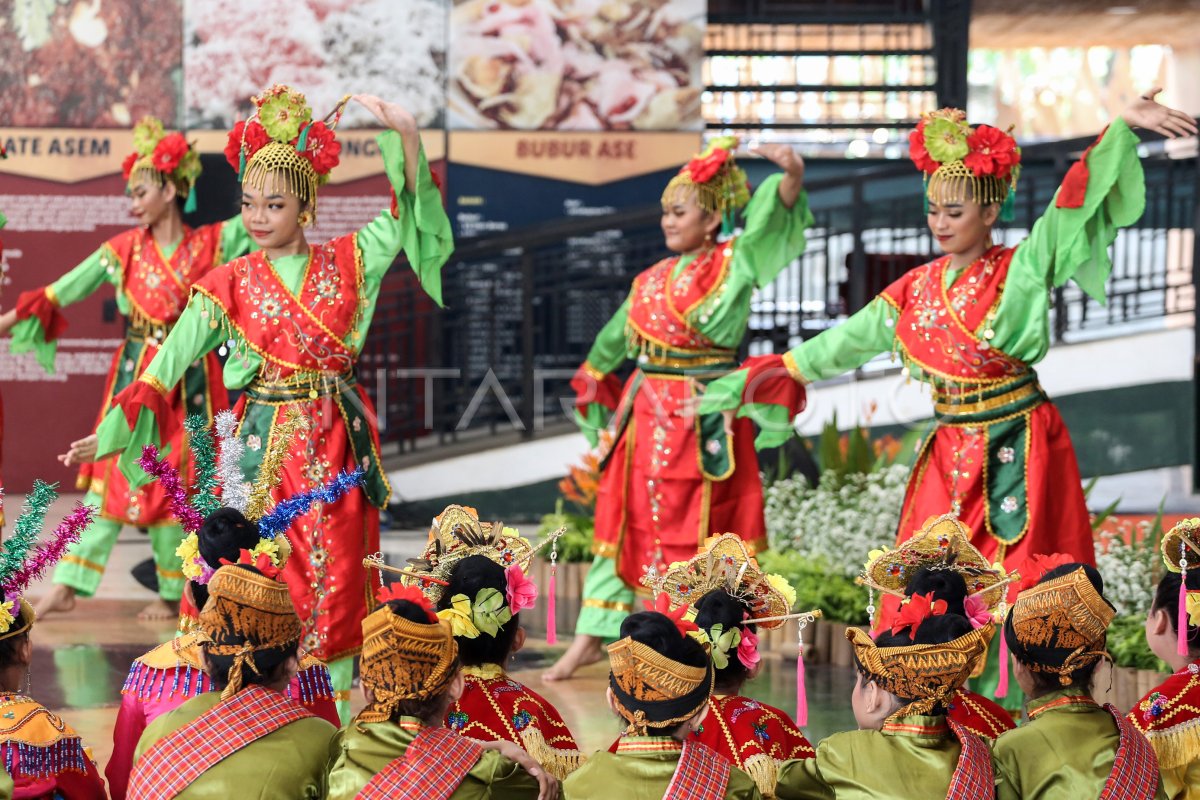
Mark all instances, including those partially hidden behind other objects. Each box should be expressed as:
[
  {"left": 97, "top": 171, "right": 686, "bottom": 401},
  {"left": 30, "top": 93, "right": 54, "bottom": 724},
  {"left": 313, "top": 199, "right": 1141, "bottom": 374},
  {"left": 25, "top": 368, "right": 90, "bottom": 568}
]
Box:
[
  {"left": 58, "top": 434, "right": 98, "bottom": 466},
  {"left": 750, "top": 143, "right": 805, "bottom": 180},
  {"left": 352, "top": 94, "right": 418, "bottom": 136},
  {"left": 1122, "top": 88, "right": 1198, "bottom": 139}
]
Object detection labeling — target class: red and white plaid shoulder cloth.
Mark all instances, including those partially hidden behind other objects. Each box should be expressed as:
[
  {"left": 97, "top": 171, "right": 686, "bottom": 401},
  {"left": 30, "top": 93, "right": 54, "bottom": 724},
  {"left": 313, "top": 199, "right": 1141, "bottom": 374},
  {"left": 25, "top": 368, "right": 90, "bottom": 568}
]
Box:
[
  {"left": 664, "top": 739, "right": 732, "bottom": 800},
  {"left": 129, "top": 685, "right": 314, "bottom": 799},
  {"left": 357, "top": 726, "right": 483, "bottom": 800},
  {"left": 945, "top": 720, "right": 995, "bottom": 800},
  {"left": 1100, "top": 703, "right": 1162, "bottom": 800}
]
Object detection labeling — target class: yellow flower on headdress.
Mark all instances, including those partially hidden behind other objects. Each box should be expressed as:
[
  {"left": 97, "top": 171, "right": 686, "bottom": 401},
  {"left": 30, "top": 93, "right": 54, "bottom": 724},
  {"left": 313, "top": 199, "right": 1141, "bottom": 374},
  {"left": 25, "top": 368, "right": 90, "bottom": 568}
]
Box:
[
  {"left": 766, "top": 573, "right": 797, "bottom": 610},
  {"left": 924, "top": 116, "right": 970, "bottom": 163},
  {"left": 249, "top": 537, "right": 281, "bottom": 567},
  {"left": 865, "top": 549, "right": 886, "bottom": 573},
  {"left": 0, "top": 601, "right": 15, "bottom": 634},
  {"left": 177, "top": 533, "right": 203, "bottom": 581},
  {"left": 438, "top": 594, "right": 481, "bottom": 639},
  {"left": 1186, "top": 592, "right": 1200, "bottom": 628}
]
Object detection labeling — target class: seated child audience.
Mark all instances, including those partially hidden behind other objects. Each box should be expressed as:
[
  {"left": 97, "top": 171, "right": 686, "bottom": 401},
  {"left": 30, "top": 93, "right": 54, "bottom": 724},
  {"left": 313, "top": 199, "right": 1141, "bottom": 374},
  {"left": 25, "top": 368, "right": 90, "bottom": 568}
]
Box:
[
  {"left": 325, "top": 587, "right": 556, "bottom": 799},
  {"left": 994, "top": 562, "right": 1165, "bottom": 799},
  {"left": 563, "top": 606, "right": 763, "bottom": 799},
  {"left": 129, "top": 560, "right": 337, "bottom": 799}
]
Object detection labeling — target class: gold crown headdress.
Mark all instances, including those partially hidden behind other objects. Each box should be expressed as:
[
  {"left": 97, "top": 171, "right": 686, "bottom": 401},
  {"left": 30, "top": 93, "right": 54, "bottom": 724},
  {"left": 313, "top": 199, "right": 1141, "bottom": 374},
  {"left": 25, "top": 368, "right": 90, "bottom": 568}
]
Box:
[
  {"left": 860, "top": 514, "right": 1019, "bottom": 624},
  {"left": 910, "top": 108, "right": 1021, "bottom": 221},
  {"left": 1006, "top": 566, "right": 1115, "bottom": 684},
  {"left": 850, "top": 624, "right": 992, "bottom": 722},
  {"left": 646, "top": 533, "right": 797, "bottom": 629},
  {"left": 357, "top": 599, "right": 459, "bottom": 724},
  {"left": 198, "top": 564, "right": 303, "bottom": 698},
  {"left": 366, "top": 504, "right": 561, "bottom": 605},
  {"left": 224, "top": 85, "right": 350, "bottom": 219},
  {"left": 122, "top": 116, "right": 203, "bottom": 213},
  {"left": 1161, "top": 518, "right": 1200, "bottom": 656},
  {"left": 661, "top": 135, "right": 750, "bottom": 220}
]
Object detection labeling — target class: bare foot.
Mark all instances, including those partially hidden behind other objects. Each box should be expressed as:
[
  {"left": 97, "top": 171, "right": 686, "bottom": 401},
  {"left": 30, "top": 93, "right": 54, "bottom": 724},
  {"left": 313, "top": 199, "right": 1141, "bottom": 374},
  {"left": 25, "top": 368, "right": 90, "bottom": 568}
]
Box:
[
  {"left": 543, "top": 634, "right": 604, "bottom": 682},
  {"left": 138, "top": 598, "right": 180, "bottom": 621},
  {"left": 34, "top": 584, "right": 77, "bottom": 618}
]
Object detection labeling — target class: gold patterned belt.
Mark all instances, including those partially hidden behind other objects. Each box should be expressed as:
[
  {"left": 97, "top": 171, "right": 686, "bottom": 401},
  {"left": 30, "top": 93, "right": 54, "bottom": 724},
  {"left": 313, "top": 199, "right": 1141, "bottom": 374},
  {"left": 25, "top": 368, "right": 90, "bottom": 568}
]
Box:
[
  {"left": 126, "top": 320, "right": 175, "bottom": 343},
  {"left": 932, "top": 373, "right": 1047, "bottom": 424},
  {"left": 636, "top": 347, "right": 737, "bottom": 377},
  {"left": 245, "top": 371, "right": 357, "bottom": 403}
]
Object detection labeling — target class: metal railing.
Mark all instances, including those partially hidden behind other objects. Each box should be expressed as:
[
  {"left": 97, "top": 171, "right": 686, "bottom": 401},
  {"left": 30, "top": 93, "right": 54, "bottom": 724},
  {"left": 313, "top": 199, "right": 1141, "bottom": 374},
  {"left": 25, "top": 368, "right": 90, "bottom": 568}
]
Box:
[{"left": 361, "top": 129, "right": 1198, "bottom": 451}]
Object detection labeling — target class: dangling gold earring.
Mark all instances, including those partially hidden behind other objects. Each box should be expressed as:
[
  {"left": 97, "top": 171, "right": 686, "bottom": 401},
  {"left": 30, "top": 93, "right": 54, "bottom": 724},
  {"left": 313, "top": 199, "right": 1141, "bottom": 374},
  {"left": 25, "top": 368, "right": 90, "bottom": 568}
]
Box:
[{"left": 297, "top": 210, "right": 313, "bottom": 228}]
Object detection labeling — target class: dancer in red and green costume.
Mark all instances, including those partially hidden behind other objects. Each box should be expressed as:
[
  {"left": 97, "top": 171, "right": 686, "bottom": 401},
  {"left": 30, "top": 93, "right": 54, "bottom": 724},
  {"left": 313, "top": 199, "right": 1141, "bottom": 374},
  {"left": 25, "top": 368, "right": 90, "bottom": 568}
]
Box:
[
  {"left": 79, "top": 86, "right": 453, "bottom": 722},
  {"left": 0, "top": 118, "right": 254, "bottom": 620},
  {"left": 700, "top": 91, "right": 1195, "bottom": 612},
  {"left": 545, "top": 137, "right": 812, "bottom": 681}
]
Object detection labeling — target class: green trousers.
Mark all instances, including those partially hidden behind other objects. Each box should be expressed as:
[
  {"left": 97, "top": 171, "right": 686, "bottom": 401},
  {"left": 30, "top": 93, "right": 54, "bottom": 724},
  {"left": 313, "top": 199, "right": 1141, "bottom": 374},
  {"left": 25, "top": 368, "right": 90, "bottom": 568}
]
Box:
[
  {"left": 50, "top": 491, "right": 186, "bottom": 601},
  {"left": 328, "top": 656, "right": 355, "bottom": 725},
  {"left": 574, "top": 555, "right": 635, "bottom": 642}
]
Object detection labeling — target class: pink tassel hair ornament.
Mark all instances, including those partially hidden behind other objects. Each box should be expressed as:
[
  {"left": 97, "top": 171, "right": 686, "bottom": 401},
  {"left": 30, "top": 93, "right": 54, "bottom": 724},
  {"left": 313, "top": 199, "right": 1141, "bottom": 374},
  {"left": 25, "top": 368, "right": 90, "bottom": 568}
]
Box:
[{"left": 796, "top": 620, "right": 809, "bottom": 727}]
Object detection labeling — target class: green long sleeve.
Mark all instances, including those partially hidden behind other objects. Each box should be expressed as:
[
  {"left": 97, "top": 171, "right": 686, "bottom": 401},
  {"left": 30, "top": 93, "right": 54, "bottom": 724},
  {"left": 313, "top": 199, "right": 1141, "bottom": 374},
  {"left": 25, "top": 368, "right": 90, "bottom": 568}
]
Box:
[
  {"left": 583, "top": 299, "right": 631, "bottom": 375},
  {"left": 216, "top": 214, "right": 254, "bottom": 263},
  {"left": 693, "top": 176, "right": 813, "bottom": 347},
  {"left": 358, "top": 130, "right": 454, "bottom": 306},
  {"left": 989, "top": 117, "right": 1144, "bottom": 365},
  {"left": 9, "top": 247, "right": 117, "bottom": 372},
  {"left": 788, "top": 297, "right": 899, "bottom": 383}
]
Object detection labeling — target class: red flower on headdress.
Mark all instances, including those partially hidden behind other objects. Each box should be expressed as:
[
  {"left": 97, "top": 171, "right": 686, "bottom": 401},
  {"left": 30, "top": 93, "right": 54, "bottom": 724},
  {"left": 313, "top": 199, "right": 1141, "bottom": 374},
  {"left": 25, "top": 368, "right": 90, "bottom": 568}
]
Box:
[
  {"left": 152, "top": 133, "right": 188, "bottom": 174},
  {"left": 376, "top": 583, "right": 437, "bottom": 622},
  {"left": 121, "top": 152, "right": 139, "bottom": 181},
  {"left": 298, "top": 121, "right": 341, "bottom": 176},
  {"left": 1010, "top": 552, "right": 1075, "bottom": 599},
  {"left": 892, "top": 592, "right": 947, "bottom": 636},
  {"left": 909, "top": 120, "right": 939, "bottom": 174},
  {"left": 686, "top": 148, "right": 730, "bottom": 184},
  {"left": 220, "top": 549, "right": 282, "bottom": 580},
  {"left": 963, "top": 125, "right": 1019, "bottom": 180},
  {"left": 644, "top": 592, "right": 699, "bottom": 637},
  {"left": 224, "top": 120, "right": 271, "bottom": 172}
]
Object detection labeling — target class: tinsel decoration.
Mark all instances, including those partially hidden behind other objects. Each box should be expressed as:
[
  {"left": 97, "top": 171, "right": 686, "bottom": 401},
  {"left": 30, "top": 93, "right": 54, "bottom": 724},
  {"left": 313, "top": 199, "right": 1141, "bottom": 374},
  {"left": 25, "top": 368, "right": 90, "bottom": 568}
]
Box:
[
  {"left": 0, "top": 480, "right": 58, "bottom": 586},
  {"left": 245, "top": 409, "right": 310, "bottom": 520},
  {"left": 0, "top": 503, "right": 94, "bottom": 595},
  {"left": 138, "top": 445, "right": 205, "bottom": 533},
  {"left": 214, "top": 410, "right": 250, "bottom": 513},
  {"left": 257, "top": 469, "right": 364, "bottom": 540},
  {"left": 185, "top": 415, "right": 220, "bottom": 517}
]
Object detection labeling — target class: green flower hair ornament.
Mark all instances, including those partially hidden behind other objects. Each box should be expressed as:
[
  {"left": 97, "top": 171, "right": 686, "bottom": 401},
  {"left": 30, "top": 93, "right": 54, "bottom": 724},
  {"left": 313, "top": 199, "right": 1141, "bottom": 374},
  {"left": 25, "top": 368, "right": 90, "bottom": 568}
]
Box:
[
  {"left": 440, "top": 588, "right": 514, "bottom": 639},
  {"left": 923, "top": 116, "right": 971, "bottom": 163},
  {"left": 257, "top": 87, "right": 314, "bottom": 144},
  {"left": 705, "top": 623, "right": 742, "bottom": 670}
]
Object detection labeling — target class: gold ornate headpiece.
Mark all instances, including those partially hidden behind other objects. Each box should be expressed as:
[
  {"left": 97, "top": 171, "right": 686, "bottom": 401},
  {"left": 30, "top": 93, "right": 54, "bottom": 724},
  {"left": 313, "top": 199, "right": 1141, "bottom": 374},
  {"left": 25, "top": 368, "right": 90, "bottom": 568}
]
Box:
[
  {"left": 0, "top": 599, "right": 35, "bottom": 643},
  {"left": 226, "top": 85, "right": 349, "bottom": 219},
  {"left": 1006, "top": 567, "right": 1115, "bottom": 684},
  {"left": 910, "top": 107, "right": 1021, "bottom": 215},
  {"left": 608, "top": 637, "right": 714, "bottom": 736},
  {"left": 122, "top": 116, "right": 202, "bottom": 211},
  {"left": 849, "top": 624, "right": 992, "bottom": 721},
  {"left": 861, "top": 514, "right": 1017, "bottom": 619},
  {"left": 661, "top": 135, "right": 750, "bottom": 216},
  {"left": 1162, "top": 518, "right": 1200, "bottom": 573},
  {"left": 391, "top": 505, "right": 545, "bottom": 604},
  {"left": 198, "top": 565, "right": 303, "bottom": 699},
  {"left": 647, "top": 534, "right": 795, "bottom": 629},
  {"left": 357, "top": 605, "right": 459, "bottom": 724}
]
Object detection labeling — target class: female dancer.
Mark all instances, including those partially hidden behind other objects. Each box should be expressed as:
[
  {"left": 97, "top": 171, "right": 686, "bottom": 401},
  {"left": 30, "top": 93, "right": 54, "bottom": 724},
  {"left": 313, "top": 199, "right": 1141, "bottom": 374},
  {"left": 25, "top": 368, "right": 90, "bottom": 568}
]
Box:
[
  {"left": 701, "top": 93, "right": 1195, "bottom": 589},
  {"left": 547, "top": 137, "right": 812, "bottom": 680},
  {"left": 0, "top": 117, "right": 252, "bottom": 619},
  {"left": 76, "top": 86, "right": 453, "bottom": 720}
]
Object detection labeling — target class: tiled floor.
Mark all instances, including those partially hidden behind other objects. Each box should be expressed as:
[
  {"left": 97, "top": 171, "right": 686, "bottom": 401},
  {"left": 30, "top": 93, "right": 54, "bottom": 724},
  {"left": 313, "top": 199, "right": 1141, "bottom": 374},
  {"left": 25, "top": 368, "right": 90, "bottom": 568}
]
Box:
[{"left": 16, "top": 492, "right": 858, "bottom": 783}]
